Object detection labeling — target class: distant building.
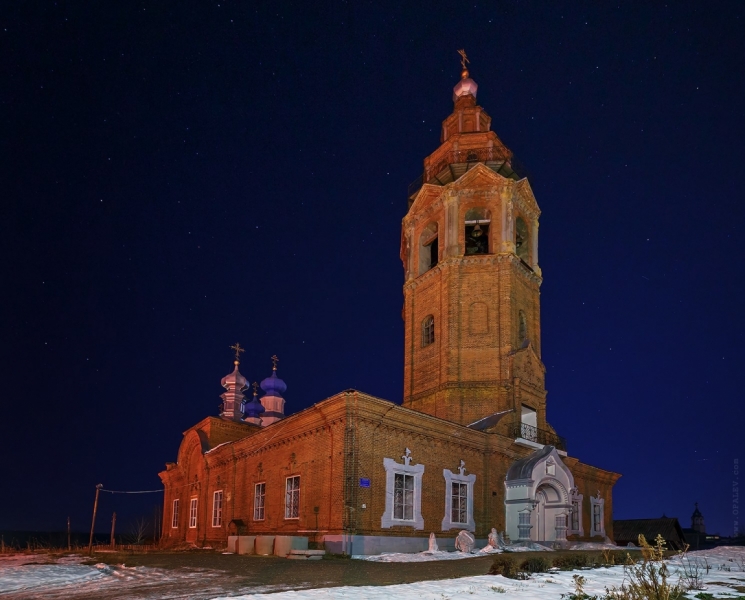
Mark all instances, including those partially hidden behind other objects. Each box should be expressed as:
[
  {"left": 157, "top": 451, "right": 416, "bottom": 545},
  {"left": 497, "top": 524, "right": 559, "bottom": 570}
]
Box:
[
  {"left": 158, "top": 57, "right": 621, "bottom": 555},
  {"left": 613, "top": 517, "right": 687, "bottom": 550},
  {"left": 682, "top": 503, "right": 722, "bottom": 550}
]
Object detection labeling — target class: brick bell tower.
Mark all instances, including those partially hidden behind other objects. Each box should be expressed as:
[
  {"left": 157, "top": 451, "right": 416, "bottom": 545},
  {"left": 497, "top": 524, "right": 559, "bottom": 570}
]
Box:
[{"left": 401, "top": 52, "right": 548, "bottom": 434}]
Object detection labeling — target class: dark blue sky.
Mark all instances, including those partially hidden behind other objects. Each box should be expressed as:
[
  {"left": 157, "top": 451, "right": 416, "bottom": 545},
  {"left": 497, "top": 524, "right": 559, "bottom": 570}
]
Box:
[{"left": 2, "top": 1, "right": 743, "bottom": 536}]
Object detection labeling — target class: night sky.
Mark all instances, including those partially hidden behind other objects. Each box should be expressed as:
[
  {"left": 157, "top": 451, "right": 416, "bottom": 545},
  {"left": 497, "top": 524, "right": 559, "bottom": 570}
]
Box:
[{"left": 3, "top": 2, "right": 744, "bottom": 537}]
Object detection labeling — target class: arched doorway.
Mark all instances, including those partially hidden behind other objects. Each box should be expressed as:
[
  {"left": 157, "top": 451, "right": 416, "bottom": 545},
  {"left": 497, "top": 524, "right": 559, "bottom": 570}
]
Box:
[{"left": 535, "top": 483, "right": 565, "bottom": 542}]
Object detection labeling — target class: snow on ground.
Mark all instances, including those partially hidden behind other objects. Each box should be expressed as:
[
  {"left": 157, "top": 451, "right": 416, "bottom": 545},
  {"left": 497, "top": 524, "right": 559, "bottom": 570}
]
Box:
[
  {"left": 354, "top": 540, "right": 614, "bottom": 562},
  {"left": 0, "top": 553, "right": 227, "bottom": 599},
  {"left": 0, "top": 546, "right": 743, "bottom": 600},
  {"left": 354, "top": 546, "right": 503, "bottom": 563},
  {"left": 218, "top": 546, "right": 745, "bottom": 600}
]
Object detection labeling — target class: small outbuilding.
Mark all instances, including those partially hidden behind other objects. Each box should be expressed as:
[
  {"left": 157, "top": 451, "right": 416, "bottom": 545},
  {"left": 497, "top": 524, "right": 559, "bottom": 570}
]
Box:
[{"left": 613, "top": 517, "right": 687, "bottom": 550}]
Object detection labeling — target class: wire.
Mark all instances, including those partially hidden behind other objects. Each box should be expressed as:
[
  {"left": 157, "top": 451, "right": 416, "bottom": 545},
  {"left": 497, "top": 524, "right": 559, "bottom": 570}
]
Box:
[{"left": 100, "top": 489, "right": 164, "bottom": 494}]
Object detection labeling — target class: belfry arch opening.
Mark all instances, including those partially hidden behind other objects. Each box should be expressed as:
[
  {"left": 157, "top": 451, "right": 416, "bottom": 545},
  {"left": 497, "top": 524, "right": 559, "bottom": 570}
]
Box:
[
  {"left": 419, "top": 223, "right": 439, "bottom": 275},
  {"left": 465, "top": 208, "right": 491, "bottom": 255},
  {"left": 515, "top": 216, "right": 530, "bottom": 263}
]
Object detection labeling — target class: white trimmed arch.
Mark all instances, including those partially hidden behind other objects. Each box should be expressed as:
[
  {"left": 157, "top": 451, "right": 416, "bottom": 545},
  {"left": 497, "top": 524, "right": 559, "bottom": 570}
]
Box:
[{"left": 504, "top": 446, "right": 574, "bottom": 543}]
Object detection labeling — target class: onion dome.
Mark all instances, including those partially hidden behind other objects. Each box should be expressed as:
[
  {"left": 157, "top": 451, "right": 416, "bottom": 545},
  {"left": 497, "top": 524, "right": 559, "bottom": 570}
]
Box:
[
  {"left": 260, "top": 355, "right": 286, "bottom": 398},
  {"left": 221, "top": 361, "right": 248, "bottom": 391},
  {"left": 453, "top": 49, "right": 478, "bottom": 101},
  {"left": 259, "top": 355, "right": 286, "bottom": 425},
  {"left": 260, "top": 370, "right": 286, "bottom": 398},
  {"left": 242, "top": 382, "right": 266, "bottom": 420},
  {"left": 453, "top": 74, "right": 478, "bottom": 102}
]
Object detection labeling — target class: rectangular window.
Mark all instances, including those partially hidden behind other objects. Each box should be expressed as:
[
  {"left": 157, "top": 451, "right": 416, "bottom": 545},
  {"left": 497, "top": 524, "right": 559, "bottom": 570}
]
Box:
[
  {"left": 451, "top": 482, "right": 468, "bottom": 524},
  {"left": 212, "top": 490, "right": 223, "bottom": 527},
  {"left": 571, "top": 500, "right": 580, "bottom": 531},
  {"left": 285, "top": 476, "right": 300, "bottom": 519},
  {"left": 393, "top": 472, "right": 414, "bottom": 520},
  {"left": 593, "top": 503, "right": 601, "bottom": 531},
  {"left": 189, "top": 498, "right": 198, "bottom": 528},
  {"left": 171, "top": 499, "right": 180, "bottom": 528},
  {"left": 254, "top": 482, "right": 266, "bottom": 521}
]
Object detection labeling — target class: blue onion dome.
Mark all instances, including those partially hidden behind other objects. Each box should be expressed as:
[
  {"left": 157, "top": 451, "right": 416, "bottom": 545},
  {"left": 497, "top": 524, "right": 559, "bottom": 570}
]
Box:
[
  {"left": 242, "top": 394, "right": 266, "bottom": 418},
  {"left": 260, "top": 369, "right": 286, "bottom": 397}
]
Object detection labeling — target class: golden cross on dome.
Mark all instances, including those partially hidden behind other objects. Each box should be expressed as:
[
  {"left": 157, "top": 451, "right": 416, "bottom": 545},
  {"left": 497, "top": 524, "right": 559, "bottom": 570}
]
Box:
[
  {"left": 271, "top": 354, "right": 279, "bottom": 371},
  {"left": 457, "top": 49, "right": 470, "bottom": 71},
  {"left": 252, "top": 381, "right": 259, "bottom": 395},
  {"left": 229, "top": 342, "right": 245, "bottom": 362}
]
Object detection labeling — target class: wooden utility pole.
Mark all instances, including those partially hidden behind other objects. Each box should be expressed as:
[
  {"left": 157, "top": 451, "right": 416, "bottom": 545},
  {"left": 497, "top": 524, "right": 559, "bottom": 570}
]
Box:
[
  {"left": 110, "top": 512, "right": 117, "bottom": 549},
  {"left": 87, "top": 484, "right": 103, "bottom": 556},
  {"left": 67, "top": 516, "right": 71, "bottom": 551}
]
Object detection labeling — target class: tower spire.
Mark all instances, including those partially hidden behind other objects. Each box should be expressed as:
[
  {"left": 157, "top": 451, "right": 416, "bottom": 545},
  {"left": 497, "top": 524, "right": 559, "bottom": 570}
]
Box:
[{"left": 220, "top": 343, "right": 248, "bottom": 422}]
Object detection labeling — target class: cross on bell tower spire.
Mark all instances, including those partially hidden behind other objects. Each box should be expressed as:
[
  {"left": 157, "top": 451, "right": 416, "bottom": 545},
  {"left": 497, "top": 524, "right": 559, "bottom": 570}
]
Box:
[{"left": 457, "top": 48, "right": 470, "bottom": 79}]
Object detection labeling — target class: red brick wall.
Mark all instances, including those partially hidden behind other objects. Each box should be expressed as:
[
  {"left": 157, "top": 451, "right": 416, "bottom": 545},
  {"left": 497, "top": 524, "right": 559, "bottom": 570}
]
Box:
[{"left": 160, "top": 393, "right": 619, "bottom": 547}]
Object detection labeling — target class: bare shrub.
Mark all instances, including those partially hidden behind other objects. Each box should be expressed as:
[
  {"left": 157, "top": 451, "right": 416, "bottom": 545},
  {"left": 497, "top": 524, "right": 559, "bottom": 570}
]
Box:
[
  {"left": 127, "top": 517, "right": 150, "bottom": 545},
  {"left": 489, "top": 556, "right": 529, "bottom": 579},
  {"left": 604, "top": 535, "right": 686, "bottom": 600},
  {"left": 561, "top": 574, "right": 598, "bottom": 600}
]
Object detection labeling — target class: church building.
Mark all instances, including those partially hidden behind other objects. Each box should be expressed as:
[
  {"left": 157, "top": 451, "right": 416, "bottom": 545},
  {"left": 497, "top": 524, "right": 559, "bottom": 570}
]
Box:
[{"left": 159, "top": 57, "right": 621, "bottom": 555}]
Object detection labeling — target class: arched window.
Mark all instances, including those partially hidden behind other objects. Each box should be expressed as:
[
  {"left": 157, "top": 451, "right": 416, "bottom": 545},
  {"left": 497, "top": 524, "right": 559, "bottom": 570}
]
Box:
[
  {"left": 518, "top": 310, "right": 528, "bottom": 346},
  {"left": 418, "top": 223, "right": 438, "bottom": 275},
  {"left": 421, "top": 315, "right": 435, "bottom": 347},
  {"left": 515, "top": 217, "right": 530, "bottom": 263},
  {"left": 465, "top": 208, "right": 491, "bottom": 255}
]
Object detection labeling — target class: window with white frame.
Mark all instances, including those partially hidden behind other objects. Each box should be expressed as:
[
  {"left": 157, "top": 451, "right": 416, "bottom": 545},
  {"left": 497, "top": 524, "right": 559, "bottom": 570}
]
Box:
[
  {"left": 381, "top": 448, "right": 425, "bottom": 530},
  {"left": 171, "top": 499, "right": 180, "bottom": 528},
  {"left": 451, "top": 482, "right": 467, "bottom": 523},
  {"left": 285, "top": 476, "right": 300, "bottom": 519},
  {"left": 189, "top": 498, "right": 198, "bottom": 528},
  {"left": 441, "top": 461, "right": 476, "bottom": 531},
  {"left": 569, "top": 489, "right": 584, "bottom": 536},
  {"left": 590, "top": 493, "right": 605, "bottom": 537},
  {"left": 212, "top": 490, "right": 223, "bottom": 527},
  {"left": 394, "top": 473, "right": 415, "bottom": 520},
  {"left": 254, "top": 482, "right": 266, "bottom": 521}
]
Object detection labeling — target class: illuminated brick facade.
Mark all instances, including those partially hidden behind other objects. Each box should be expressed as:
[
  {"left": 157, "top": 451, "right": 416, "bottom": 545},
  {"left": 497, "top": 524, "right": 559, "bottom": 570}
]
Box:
[{"left": 159, "top": 68, "right": 621, "bottom": 554}]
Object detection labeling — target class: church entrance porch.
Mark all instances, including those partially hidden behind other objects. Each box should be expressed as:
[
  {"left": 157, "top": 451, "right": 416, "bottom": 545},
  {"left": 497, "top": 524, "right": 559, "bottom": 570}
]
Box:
[{"left": 505, "top": 446, "right": 573, "bottom": 543}]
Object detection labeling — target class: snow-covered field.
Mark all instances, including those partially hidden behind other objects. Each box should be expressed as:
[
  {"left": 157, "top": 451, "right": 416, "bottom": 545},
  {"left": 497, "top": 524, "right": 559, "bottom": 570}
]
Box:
[
  {"left": 0, "top": 546, "right": 743, "bottom": 599},
  {"left": 218, "top": 547, "right": 745, "bottom": 599}
]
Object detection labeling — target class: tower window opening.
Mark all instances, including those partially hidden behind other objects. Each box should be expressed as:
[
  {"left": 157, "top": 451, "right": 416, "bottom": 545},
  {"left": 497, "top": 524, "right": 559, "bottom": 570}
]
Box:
[
  {"left": 515, "top": 217, "right": 530, "bottom": 263},
  {"left": 418, "top": 223, "right": 439, "bottom": 275},
  {"left": 465, "top": 208, "right": 491, "bottom": 255},
  {"left": 422, "top": 315, "right": 435, "bottom": 347},
  {"left": 518, "top": 310, "right": 528, "bottom": 346}
]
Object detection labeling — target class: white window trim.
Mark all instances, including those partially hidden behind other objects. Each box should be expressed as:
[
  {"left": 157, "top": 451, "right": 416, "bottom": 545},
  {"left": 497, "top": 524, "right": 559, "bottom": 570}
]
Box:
[
  {"left": 441, "top": 467, "right": 476, "bottom": 532},
  {"left": 189, "top": 497, "right": 198, "bottom": 529},
  {"left": 212, "top": 490, "right": 223, "bottom": 527},
  {"left": 171, "top": 499, "right": 180, "bottom": 529},
  {"left": 285, "top": 475, "right": 300, "bottom": 520},
  {"left": 590, "top": 494, "right": 605, "bottom": 537},
  {"left": 381, "top": 456, "right": 424, "bottom": 530},
  {"left": 254, "top": 482, "right": 266, "bottom": 521},
  {"left": 569, "top": 491, "right": 584, "bottom": 536}
]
